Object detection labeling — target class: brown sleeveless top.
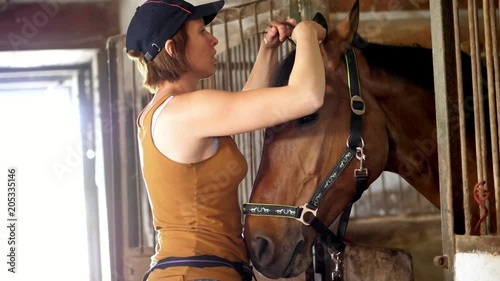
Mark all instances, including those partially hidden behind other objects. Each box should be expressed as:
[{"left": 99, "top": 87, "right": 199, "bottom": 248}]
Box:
[{"left": 138, "top": 95, "right": 248, "bottom": 280}]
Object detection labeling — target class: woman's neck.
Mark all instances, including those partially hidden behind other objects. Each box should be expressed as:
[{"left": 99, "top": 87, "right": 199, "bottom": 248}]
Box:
[{"left": 156, "top": 75, "right": 199, "bottom": 96}]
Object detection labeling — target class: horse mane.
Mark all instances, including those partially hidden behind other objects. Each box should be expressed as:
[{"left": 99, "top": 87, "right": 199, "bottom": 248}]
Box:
[
  {"left": 361, "top": 43, "right": 435, "bottom": 92},
  {"left": 271, "top": 41, "right": 483, "bottom": 135},
  {"left": 272, "top": 41, "right": 477, "bottom": 96},
  {"left": 271, "top": 43, "right": 437, "bottom": 91},
  {"left": 362, "top": 42, "right": 481, "bottom": 98},
  {"left": 271, "top": 49, "right": 296, "bottom": 87}
]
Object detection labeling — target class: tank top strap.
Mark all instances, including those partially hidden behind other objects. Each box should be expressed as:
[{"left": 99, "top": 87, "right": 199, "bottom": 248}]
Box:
[
  {"left": 151, "top": 95, "right": 175, "bottom": 136},
  {"left": 138, "top": 94, "right": 174, "bottom": 134}
]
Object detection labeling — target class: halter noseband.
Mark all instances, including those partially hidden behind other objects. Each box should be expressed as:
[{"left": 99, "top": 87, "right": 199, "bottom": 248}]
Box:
[{"left": 243, "top": 46, "right": 368, "bottom": 254}]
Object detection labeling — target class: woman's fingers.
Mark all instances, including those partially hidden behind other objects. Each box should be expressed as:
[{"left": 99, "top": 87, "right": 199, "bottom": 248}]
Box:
[
  {"left": 276, "top": 24, "right": 288, "bottom": 41},
  {"left": 263, "top": 18, "right": 297, "bottom": 48},
  {"left": 286, "top": 18, "right": 297, "bottom": 26},
  {"left": 267, "top": 26, "right": 277, "bottom": 37},
  {"left": 290, "top": 21, "right": 326, "bottom": 43}
]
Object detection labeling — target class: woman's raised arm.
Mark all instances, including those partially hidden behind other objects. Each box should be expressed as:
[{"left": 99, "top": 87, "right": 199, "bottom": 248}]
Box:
[
  {"left": 242, "top": 19, "right": 295, "bottom": 91},
  {"left": 161, "top": 20, "right": 326, "bottom": 138}
]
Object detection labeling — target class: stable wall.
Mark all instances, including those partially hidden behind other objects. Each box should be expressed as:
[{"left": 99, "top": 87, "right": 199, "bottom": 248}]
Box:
[{"left": 0, "top": 0, "right": 119, "bottom": 51}]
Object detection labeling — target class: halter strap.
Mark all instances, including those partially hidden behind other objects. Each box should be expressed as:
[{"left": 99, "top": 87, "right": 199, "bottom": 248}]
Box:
[
  {"left": 243, "top": 46, "right": 368, "bottom": 253},
  {"left": 345, "top": 47, "right": 365, "bottom": 149}
]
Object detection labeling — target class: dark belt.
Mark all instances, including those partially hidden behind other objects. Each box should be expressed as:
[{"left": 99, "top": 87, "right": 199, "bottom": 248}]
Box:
[{"left": 143, "top": 255, "right": 254, "bottom": 281}]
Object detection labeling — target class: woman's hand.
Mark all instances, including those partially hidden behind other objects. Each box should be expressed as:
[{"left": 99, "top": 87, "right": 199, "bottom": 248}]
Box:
[
  {"left": 290, "top": 21, "right": 326, "bottom": 44},
  {"left": 263, "top": 18, "right": 296, "bottom": 49}
]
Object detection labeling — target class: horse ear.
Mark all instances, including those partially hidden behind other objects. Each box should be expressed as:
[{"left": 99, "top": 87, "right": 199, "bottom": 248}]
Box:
[
  {"left": 312, "top": 12, "right": 328, "bottom": 34},
  {"left": 335, "top": 0, "right": 360, "bottom": 48}
]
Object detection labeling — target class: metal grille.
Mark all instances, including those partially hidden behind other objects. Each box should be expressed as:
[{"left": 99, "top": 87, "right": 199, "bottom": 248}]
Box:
[{"left": 430, "top": 0, "right": 500, "bottom": 279}]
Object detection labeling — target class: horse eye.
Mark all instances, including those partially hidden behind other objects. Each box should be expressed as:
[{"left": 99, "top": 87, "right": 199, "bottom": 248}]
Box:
[{"left": 296, "top": 113, "right": 318, "bottom": 126}]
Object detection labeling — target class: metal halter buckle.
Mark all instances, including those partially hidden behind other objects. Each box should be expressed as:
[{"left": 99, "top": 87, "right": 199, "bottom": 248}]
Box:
[{"left": 350, "top": 95, "right": 365, "bottom": 115}]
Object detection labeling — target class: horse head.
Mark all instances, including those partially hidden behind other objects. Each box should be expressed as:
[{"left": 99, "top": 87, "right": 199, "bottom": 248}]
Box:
[{"left": 243, "top": 1, "right": 393, "bottom": 278}]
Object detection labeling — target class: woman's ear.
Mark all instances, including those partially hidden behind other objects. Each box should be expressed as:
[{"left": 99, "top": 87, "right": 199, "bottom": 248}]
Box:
[{"left": 164, "top": 39, "right": 175, "bottom": 57}]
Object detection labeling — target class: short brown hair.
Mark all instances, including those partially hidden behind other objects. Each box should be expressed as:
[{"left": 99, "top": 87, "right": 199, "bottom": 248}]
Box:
[{"left": 127, "top": 24, "right": 190, "bottom": 93}]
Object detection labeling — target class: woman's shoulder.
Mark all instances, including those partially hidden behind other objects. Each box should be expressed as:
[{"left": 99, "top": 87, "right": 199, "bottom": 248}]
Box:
[{"left": 137, "top": 94, "right": 175, "bottom": 128}]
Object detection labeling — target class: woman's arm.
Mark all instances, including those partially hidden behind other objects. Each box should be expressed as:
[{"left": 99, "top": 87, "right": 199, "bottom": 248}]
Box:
[
  {"left": 242, "top": 19, "right": 295, "bottom": 91},
  {"left": 162, "top": 21, "right": 327, "bottom": 137}
]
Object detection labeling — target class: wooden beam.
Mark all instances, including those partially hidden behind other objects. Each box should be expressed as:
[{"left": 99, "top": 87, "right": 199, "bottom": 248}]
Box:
[
  {"left": 330, "top": 0, "right": 484, "bottom": 12},
  {"left": 0, "top": 2, "right": 119, "bottom": 51}
]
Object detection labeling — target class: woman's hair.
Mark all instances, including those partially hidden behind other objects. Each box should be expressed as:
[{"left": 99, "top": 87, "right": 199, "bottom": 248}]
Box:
[{"left": 127, "top": 24, "right": 190, "bottom": 93}]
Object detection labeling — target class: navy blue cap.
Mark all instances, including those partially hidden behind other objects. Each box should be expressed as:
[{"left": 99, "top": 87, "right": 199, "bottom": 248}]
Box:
[{"left": 126, "top": 0, "right": 224, "bottom": 62}]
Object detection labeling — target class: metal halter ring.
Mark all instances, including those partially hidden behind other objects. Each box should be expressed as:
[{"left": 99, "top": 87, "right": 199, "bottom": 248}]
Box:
[
  {"left": 297, "top": 204, "right": 317, "bottom": 226},
  {"left": 346, "top": 136, "right": 364, "bottom": 149}
]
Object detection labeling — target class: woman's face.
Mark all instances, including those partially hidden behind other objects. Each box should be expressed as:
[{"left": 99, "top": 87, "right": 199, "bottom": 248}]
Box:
[{"left": 184, "top": 18, "right": 219, "bottom": 78}]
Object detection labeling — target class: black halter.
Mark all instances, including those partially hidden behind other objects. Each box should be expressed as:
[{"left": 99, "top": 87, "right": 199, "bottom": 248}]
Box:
[{"left": 243, "top": 47, "right": 368, "bottom": 253}]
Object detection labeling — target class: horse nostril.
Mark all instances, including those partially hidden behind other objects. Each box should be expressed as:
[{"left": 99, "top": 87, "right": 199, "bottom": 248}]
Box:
[{"left": 253, "top": 236, "right": 274, "bottom": 265}]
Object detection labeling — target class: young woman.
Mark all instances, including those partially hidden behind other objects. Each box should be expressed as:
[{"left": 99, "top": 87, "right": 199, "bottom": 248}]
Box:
[{"left": 126, "top": 0, "right": 326, "bottom": 280}]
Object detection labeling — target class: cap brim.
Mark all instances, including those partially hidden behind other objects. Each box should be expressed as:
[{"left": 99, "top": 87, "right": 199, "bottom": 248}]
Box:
[{"left": 188, "top": 0, "right": 224, "bottom": 25}]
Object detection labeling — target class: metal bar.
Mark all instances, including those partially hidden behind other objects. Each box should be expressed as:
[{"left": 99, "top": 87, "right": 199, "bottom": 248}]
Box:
[
  {"left": 416, "top": 175, "right": 422, "bottom": 209},
  {"left": 239, "top": 44, "right": 243, "bottom": 88},
  {"left": 289, "top": 0, "right": 302, "bottom": 22},
  {"left": 302, "top": 0, "right": 312, "bottom": 20},
  {"left": 469, "top": 0, "right": 488, "bottom": 234},
  {"left": 381, "top": 172, "right": 388, "bottom": 213},
  {"left": 130, "top": 56, "right": 145, "bottom": 250},
  {"left": 208, "top": 22, "right": 216, "bottom": 89},
  {"left": 398, "top": 173, "right": 404, "bottom": 213},
  {"left": 268, "top": 0, "right": 273, "bottom": 22},
  {"left": 468, "top": 0, "right": 482, "bottom": 233},
  {"left": 230, "top": 44, "right": 236, "bottom": 90},
  {"left": 454, "top": 0, "right": 472, "bottom": 235},
  {"left": 218, "top": 52, "right": 223, "bottom": 89},
  {"left": 223, "top": 10, "right": 232, "bottom": 91},
  {"left": 496, "top": 0, "right": 500, "bottom": 150},
  {"left": 253, "top": 3, "right": 260, "bottom": 56},
  {"left": 483, "top": 0, "right": 498, "bottom": 233},
  {"left": 239, "top": 10, "right": 249, "bottom": 83},
  {"left": 105, "top": 34, "right": 125, "bottom": 281},
  {"left": 430, "top": 0, "right": 461, "bottom": 279},
  {"left": 222, "top": 0, "right": 267, "bottom": 10},
  {"left": 475, "top": 2, "right": 489, "bottom": 193},
  {"left": 235, "top": 44, "right": 239, "bottom": 90},
  {"left": 487, "top": 0, "right": 500, "bottom": 233}
]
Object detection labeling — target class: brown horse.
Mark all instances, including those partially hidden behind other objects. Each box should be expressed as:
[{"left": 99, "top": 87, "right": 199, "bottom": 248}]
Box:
[{"left": 243, "top": 1, "right": 493, "bottom": 279}]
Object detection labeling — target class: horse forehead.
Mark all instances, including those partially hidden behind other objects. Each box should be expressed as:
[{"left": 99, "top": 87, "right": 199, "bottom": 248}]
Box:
[
  {"left": 260, "top": 123, "right": 351, "bottom": 178},
  {"left": 323, "top": 52, "right": 343, "bottom": 71}
]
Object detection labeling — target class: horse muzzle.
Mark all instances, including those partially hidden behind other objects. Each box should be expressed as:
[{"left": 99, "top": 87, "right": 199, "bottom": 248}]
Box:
[{"left": 244, "top": 219, "right": 313, "bottom": 278}]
